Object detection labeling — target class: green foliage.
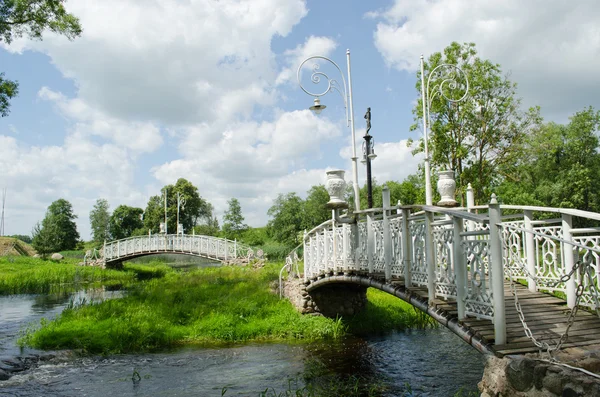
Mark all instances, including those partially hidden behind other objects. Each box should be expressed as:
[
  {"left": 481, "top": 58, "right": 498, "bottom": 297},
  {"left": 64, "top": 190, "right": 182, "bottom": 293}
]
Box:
[
  {"left": 267, "top": 193, "right": 304, "bottom": 246},
  {"left": 31, "top": 221, "right": 58, "bottom": 258},
  {"left": 240, "top": 227, "right": 268, "bottom": 246},
  {"left": 411, "top": 42, "right": 541, "bottom": 204},
  {"left": 109, "top": 205, "right": 144, "bottom": 240},
  {"left": 192, "top": 217, "right": 220, "bottom": 237},
  {"left": 0, "top": 0, "right": 81, "bottom": 116},
  {"left": 0, "top": 72, "right": 18, "bottom": 117},
  {"left": 499, "top": 106, "right": 600, "bottom": 215},
  {"left": 35, "top": 198, "right": 80, "bottom": 251},
  {"left": 302, "top": 185, "right": 330, "bottom": 230},
  {"left": 9, "top": 234, "right": 32, "bottom": 244},
  {"left": 222, "top": 198, "right": 248, "bottom": 239},
  {"left": 143, "top": 178, "right": 213, "bottom": 234},
  {"left": 89, "top": 198, "right": 110, "bottom": 245},
  {"left": 0, "top": 256, "right": 134, "bottom": 295}
]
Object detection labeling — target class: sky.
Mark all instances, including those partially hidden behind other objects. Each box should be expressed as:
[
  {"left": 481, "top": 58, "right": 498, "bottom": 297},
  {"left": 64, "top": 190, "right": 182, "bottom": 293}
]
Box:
[{"left": 1, "top": 0, "right": 599, "bottom": 240}]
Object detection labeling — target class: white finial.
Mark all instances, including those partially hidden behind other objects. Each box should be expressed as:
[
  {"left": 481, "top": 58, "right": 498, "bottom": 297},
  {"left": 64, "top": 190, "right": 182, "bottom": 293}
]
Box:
[{"left": 490, "top": 193, "right": 498, "bottom": 205}]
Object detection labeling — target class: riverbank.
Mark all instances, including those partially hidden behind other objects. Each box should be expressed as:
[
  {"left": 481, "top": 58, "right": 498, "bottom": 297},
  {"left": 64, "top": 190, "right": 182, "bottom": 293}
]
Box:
[{"left": 19, "top": 260, "right": 434, "bottom": 354}]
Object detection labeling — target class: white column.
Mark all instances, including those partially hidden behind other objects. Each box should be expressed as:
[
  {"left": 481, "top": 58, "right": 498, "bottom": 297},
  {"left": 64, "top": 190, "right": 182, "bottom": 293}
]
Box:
[
  {"left": 562, "top": 214, "right": 576, "bottom": 308},
  {"left": 524, "top": 210, "right": 537, "bottom": 292},
  {"left": 489, "top": 194, "right": 506, "bottom": 345},
  {"left": 453, "top": 216, "right": 467, "bottom": 319},
  {"left": 425, "top": 211, "right": 436, "bottom": 302},
  {"left": 402, "top": 208, "right": 412, "bottom": 287},
  {"left": 346, "top": 49, "right": 360, "bottom": 212},
  {"left": 421, "top": 55, "right": 432, "bottom": 206},
  {"left": 367, "top": 213, "right": 374, "bottom": 274}
]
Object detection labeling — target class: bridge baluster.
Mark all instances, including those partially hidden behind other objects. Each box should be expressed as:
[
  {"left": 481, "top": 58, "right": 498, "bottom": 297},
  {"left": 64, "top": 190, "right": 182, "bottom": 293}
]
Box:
[
  {"left": 402, "top": 208, "right": 412, "bottom": 287},
  {"left": 453, "top": 216, "right": 467, "bottom": 319},
  {"left": 489, "top": 195, "right": 506, "bottom": 345},
  {"left": 383, "top": 186, "right": 392, "bottom": 282},
  {"left": 523, "top": 210, "right": 537, "bottom": 293},
  {"left": 367, "top": 213, "right": 374, "bottom": 274},
  {"left": 562, "top": 214, "right": 577, "bottom": 308},
  {"left": 425, "top": 211, "right": 436, "bottom": 302}
]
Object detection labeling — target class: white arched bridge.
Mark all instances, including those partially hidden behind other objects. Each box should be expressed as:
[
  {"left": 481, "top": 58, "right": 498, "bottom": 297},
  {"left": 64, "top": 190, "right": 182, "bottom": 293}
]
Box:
[
  {"left": 99, "top": 234, "right": 255, "bottom": 267},
  {"left": 284, "top": 186, "right": 600, "bottom": 359}
]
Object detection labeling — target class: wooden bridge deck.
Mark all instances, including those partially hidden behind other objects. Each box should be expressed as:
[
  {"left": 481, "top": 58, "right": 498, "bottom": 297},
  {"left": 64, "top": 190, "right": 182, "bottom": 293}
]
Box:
[{"left": 405, "top": 281, "right": 600, "bottom": 357}]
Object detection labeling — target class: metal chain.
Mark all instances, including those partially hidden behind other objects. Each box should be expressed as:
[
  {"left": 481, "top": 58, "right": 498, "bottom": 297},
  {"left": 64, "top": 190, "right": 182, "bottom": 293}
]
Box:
[{"left": 507, "top": 255, "right": 600, "bottom": 360}]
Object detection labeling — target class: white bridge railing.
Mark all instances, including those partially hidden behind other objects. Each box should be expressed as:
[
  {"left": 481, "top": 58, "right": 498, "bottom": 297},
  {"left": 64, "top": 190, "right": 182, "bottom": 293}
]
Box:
[
  {"left": 103, "top": 234, "right": 252, "bottom": 263},
  {"left": 298, "top": 186, "right": 600, "bottom": 345}
]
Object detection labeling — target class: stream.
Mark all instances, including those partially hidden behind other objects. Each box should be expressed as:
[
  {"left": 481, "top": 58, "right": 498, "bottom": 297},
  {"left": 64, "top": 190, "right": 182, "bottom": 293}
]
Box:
[{"left": 0, "top": 283, "right": 485, "bottom": 396}]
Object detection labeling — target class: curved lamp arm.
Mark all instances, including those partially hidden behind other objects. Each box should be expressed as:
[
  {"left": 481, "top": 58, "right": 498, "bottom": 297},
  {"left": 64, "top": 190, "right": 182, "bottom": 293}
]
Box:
[{"left": 297, "top": 55, "right": 350, "bottom": 126}]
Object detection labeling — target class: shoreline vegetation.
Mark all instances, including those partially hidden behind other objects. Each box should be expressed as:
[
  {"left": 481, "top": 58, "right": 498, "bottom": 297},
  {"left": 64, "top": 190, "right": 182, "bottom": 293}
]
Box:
[{"left": 2, "top": 256, "right": 436, "bottom": 355}]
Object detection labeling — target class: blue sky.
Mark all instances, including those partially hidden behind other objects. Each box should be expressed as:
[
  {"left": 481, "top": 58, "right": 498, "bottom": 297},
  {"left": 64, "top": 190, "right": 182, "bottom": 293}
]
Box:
[{"left": 1, "top": 0, "right": 599, "bottom": 239}]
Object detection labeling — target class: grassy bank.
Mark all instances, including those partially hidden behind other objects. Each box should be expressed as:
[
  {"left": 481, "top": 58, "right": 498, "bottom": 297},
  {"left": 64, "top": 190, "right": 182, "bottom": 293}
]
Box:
[
  {"left": 0, "top": 256, "right": 136, "bottom": 295},
  {"left": 20, "top": 261, "right": 436, "bottom": 354}
]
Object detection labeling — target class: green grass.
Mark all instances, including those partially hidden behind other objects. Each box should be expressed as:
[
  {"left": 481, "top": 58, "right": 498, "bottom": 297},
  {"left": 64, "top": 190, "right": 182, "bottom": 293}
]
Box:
[
  {"left": 20, "top": 263, "right": 348, "bottom": 354},
  {"left": 0, "top": 256, "right": 135, "bottom": 295}
]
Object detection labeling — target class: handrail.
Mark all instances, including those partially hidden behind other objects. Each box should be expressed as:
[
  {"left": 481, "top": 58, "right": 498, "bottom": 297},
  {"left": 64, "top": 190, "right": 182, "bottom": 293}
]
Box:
[{"left": 501, "top": 204, "right": 600, "bottom": 221}]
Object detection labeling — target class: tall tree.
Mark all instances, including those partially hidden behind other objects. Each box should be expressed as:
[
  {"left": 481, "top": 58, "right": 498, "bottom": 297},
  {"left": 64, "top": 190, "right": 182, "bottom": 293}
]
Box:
[
  {"left": 222, "top": 198, "right": 247, "bottom": 239},
  {"left": 302, "top": 185, "right": 330, "bottom": 230},
  {"left": 31, "top": 221, "right": 57, "bottom": 258},
  {"left": 89, "top": 198, "right": 110, "bottom": 245},
  {"left": 499, "top": 106, "right": 600, "bottom": 213},
  {"left": 410, "top": 42, "right": 541, "bottom": 204},
  {"left": 267, "top": 193, "right": 304, "bottom": 246},
  {"left": 39, "top": 198, "right": 79, "bottom": 251},
  {"left": 0, "top": 0, "right": 82, "bottom": 116},
  {"left": 109, "top": 205, "right": 144, "bottom": 240},
  {"left": 143, "top": 178, "right": 213, "bottom": 234}
]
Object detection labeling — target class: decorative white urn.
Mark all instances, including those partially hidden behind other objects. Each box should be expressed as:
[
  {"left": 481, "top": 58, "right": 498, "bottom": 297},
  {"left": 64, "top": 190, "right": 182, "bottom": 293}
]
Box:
[
  {"left": 437, "top": 170, "right": 458, "bottom": 207},
  {"left": 325, "top": 170, "right": 348, "bottom": 209}
]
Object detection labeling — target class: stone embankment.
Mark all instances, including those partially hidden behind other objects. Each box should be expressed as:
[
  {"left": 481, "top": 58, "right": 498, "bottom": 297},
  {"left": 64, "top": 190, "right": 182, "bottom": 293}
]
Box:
[
  {"left": 281, "top": 278, "right": 367, "bottom": 317},
  {"left": 479, "top": 347, "right": 600, "bottom": 396}
]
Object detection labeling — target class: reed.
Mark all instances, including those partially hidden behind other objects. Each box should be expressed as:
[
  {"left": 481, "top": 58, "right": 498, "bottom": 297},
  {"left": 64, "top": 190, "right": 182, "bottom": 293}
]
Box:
[{"left": 0, "top": 256, "right": 135, "bottom": 295}]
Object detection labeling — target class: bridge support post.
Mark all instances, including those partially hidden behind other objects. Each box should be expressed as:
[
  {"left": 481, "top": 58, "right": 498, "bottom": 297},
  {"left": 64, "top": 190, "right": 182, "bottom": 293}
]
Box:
[
  {"left": 562, "top": 214, "right": 576, "bottom": 308},
  {"left": 382, "top": 186, "right": 392, "bottom": 281},
  {"left": 402, "top": 208, "right": 412, "bottom": 287},
  {"left": 489, "top": 194, "right": 506, "bottom": 345},
  {"left": 453, "top": 216, "right": 467, "bottom": 319},
  {"left": 425, "top": 210, "right": 436, "bottom": 303},
  {"left": 524, "top": 210, "right": 537, "bottom": 293},
  {"left": 324, "top": 225, "right": 331, "bottom": 274},
  {"left": 303, "top": 230, "right": 308, "bottom": 282},
  {"left": 367, "top": 213, "right": 374, "bottom": 274}
]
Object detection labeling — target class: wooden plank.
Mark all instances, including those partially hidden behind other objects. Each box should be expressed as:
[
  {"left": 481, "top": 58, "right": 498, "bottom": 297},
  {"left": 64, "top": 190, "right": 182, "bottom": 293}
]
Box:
[{"left": 494, "top": 337, "right": 600, "bottom": 355}]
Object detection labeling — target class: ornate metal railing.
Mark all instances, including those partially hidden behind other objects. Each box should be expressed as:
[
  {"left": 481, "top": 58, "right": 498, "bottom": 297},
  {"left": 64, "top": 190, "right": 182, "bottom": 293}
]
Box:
[
  {"left": 103, "top": 234, "right": 252, "bottom": 263},
  {"left": 301, "top": 187, "right": 600, "bottom": 346}
]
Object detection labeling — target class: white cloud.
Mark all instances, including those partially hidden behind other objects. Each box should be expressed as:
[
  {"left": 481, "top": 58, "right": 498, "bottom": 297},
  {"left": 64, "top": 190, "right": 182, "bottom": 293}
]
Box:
[
  {"left": 0, "top": 133, "right": 146, "bottom": 239},
  {"left": 3, "top": 0, "right": 308, "bottom": 125},
  {"left": 276, "top": 35, "right": 338, "bottom": 86},
  {"left": 38, "top": 87, "right": 163, "bottom": 153},
  {"left": 371, "top": 0, "right": 600, "bottom": 118},
  {"left": 152, "top": 110, "right": 342, "bottom": 226}
]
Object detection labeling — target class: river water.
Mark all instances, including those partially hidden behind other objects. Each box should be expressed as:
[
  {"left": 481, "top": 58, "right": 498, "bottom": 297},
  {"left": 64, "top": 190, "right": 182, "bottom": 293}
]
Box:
[{"left": 0, "top": 289, "right": 485, "bottom": 396}]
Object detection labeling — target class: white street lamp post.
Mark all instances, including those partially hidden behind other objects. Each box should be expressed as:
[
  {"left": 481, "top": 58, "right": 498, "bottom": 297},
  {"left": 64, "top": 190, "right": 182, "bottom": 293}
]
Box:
[
  {"left": 419, "top": 55, "right": 470, "bottom": 205},
  {"left": 176, "top": 192, "right": 186, "bottom": 235},
  {"left": 297, "top": 49, "right": 360, "bottom": 212}
]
